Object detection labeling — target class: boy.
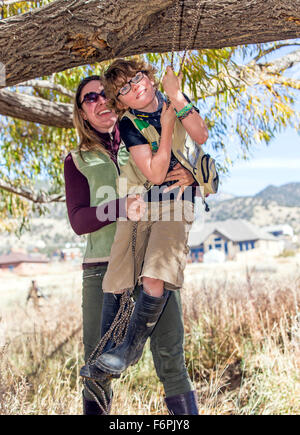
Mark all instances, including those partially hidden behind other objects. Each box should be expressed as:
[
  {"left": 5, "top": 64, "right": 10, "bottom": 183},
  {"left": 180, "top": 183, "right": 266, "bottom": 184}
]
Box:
[{"left": 91, "top": 58, "right": 208, "bottom": 377}]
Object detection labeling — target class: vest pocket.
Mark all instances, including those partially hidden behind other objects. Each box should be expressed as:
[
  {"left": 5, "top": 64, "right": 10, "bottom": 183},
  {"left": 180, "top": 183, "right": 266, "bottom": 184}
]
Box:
[{"left": 83, "top": 272, "right": 102, "bottom": 279}]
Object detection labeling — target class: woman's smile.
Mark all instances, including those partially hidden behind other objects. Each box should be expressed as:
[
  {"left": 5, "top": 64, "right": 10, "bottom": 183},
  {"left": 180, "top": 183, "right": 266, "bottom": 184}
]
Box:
[{"left": 96, "top": 109, "right": 113, "bottom": 117}]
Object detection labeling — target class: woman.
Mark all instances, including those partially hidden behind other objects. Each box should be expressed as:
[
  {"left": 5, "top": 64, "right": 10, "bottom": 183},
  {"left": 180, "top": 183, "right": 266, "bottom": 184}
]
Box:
[{"left": 64, "top": 74, "right": 199, "bottom": 415}]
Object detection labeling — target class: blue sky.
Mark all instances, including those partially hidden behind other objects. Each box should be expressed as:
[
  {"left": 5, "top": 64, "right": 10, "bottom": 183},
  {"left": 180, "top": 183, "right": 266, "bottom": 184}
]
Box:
[
  {"left": 220, "top": 127, "right": 300, "bottom": 196},
  {"left": 216, "top": 43, "right": 300, "bottom": 197}
]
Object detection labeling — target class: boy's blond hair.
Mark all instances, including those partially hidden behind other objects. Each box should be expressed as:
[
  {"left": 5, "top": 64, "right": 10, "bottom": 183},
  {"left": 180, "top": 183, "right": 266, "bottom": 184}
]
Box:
[{"left": 104, "top": 58, "right": 158, "bottom": 116}]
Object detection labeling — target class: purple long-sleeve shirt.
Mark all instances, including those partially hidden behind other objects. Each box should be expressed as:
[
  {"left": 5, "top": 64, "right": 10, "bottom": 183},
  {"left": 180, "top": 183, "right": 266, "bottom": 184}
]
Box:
[
  {"left": 64, "top": 154, "right": 126, "bottom": 236},
  {"left": 64, "top": 126, "right": 126, "bottom": 237}
]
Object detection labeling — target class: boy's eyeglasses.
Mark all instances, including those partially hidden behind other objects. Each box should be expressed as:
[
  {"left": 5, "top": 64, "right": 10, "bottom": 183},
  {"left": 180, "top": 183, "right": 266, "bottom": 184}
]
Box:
[
  {"left": 116, "top": 71, "right": 145, "bottom": 97},
  {"left": 80, "top": 90, "right": 106, "bottom": 107}
]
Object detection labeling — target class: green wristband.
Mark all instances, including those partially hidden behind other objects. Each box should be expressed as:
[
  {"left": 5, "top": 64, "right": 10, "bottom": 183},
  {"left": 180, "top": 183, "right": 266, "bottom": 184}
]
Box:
[{"left": 175, "top": 103, "right": 194, "bottom": 119}]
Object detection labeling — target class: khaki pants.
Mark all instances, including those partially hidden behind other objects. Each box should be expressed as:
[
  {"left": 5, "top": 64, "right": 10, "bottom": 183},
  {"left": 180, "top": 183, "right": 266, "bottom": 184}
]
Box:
[{"left": 103, "top": 200, "right": 194, "bottom": 293}]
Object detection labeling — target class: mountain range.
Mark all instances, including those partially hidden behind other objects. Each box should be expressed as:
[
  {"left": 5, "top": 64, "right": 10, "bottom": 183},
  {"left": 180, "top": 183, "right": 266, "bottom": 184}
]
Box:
[
  {"left": 1, "top": 182, "right": 300, "bottom": 257},
  {"left": 205, "top": 182, "right": 300, "bottom": 234}
]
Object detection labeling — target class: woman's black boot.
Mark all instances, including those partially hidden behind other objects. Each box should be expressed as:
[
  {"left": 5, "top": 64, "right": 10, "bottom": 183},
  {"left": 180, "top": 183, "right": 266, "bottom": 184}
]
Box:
[
  {"left": 165, "top": 391, "right": 199, "bottom": 415},
  {"left": 82, "top": 392, "right": 113, "bottom": 415},
  {"left": 94, "top": 290, "right": 169, "bottom": 376}
]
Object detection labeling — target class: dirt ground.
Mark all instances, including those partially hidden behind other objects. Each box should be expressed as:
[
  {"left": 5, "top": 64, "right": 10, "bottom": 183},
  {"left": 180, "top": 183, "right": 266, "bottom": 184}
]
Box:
[
  {"left": 184, "top": 251, "right": 300, "bottom": 288},
  {"left": 1, "top": 251, "right": 299, "bottom": 309},
  {"left": 0, "top": 262, "right": 82, "bottom": 308}
]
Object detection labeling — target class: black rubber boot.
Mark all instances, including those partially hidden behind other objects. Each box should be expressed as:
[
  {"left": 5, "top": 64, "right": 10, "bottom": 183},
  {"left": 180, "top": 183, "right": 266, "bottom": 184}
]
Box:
[
  {"left": 80, "top": 293, "right": 122, "bottom": 381},
  {"left": 165, "top": 391, "right": 199, "bottom": 415},
  {"left": 82, "top": 392, "right": 113, "bottom": 415},
  {"left": 99, "top": 292, "right": 123, "bottom": 354},
  {"left": 94, "top": 290, "right": 169, "bottom": 376}
]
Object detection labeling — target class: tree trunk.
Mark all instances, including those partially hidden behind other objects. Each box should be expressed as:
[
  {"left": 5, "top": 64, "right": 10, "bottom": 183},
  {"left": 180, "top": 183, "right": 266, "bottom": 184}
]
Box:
[
  {"left": 0, "top": 88, "right": 73, "bottom": 127},
  {"left": 0, "top": 0, "right": 299, "bottom": 87}
]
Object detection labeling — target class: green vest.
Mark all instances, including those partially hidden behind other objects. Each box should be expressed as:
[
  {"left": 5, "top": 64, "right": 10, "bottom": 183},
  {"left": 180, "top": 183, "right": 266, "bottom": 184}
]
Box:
[
  {"left": 118, "top": 111, "right": 219, "bottom": 199},
  {"left": 71, "top": 149, "right": 119, "bottom": 263}
]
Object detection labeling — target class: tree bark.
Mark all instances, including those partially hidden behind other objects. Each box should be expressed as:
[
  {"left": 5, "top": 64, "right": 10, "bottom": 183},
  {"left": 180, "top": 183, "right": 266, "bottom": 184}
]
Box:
[{"left": 0, "top": 0, "right": 300, "bottom": 87}]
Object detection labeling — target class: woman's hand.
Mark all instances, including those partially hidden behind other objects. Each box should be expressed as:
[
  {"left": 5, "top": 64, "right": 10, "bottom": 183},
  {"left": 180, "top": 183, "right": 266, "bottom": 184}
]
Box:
[
  {"left": 163, "top": 163, "right": 196, "bottom": 200},
  {"left": 126, "top": 194, "right": 147, "bottom": 221}
]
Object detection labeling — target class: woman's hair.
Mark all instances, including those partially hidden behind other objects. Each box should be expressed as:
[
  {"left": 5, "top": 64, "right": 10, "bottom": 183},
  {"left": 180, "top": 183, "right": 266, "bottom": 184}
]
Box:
[
  {"left": 73, "top": 75, "right": 109, "bottom": 156},
  {"left": 104, "top": 58, "right": 158, "bottom": 116}
]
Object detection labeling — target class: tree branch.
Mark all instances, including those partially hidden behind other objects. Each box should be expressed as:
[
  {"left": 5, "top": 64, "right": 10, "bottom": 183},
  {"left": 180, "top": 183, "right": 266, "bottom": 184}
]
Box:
[
  {"left": 0, "top": 0, "right": 30, "bottom": 6},
  {"left": 17, "top": 79, "right": 75, "bottom": 99},
  {"left": 0, "top": 88, "right": 73, "bottom": 127},
  {"left": 1, "top": 0, "right": 300, "bottom": 87},
  {"left": 253, "top": 42, "right": 300, "bottom": 62},
  {"left": 0, "top": 179, "right": 65, "bottom": 203},
  {"left": 197, "top": 49, "right": 300, "bottom": 98},
  {"left": 264, "top": 48, "right": 300, "bottom": 73}
]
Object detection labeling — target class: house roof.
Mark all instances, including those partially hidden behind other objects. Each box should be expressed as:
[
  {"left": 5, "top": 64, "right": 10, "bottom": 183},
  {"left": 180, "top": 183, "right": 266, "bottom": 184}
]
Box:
[
  {"left": 0, "top": 252, "right": 49, "bottom": 265},
  {"left": 261, "top": 224, "right": 294, "bottom": 236},
  {"left": 188, "top": 219, "right": 278, "bottom": 247}
]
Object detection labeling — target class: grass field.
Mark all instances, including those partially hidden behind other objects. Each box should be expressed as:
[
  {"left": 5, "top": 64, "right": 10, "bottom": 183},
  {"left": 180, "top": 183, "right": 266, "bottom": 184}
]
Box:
[{"left": 0, "top": 257, "right": 299, "bottom": 415}]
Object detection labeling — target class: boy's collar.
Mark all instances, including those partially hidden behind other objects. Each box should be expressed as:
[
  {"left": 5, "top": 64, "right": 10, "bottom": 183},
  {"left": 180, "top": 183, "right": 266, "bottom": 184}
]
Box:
[{"left": 130, "top": 91, "right": 165, "bottom": 118}]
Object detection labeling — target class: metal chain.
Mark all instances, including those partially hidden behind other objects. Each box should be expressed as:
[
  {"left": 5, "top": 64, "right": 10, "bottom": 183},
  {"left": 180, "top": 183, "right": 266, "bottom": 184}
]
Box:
[
  {"left": 169, "top": 0, "right": 203, "bottom": 73},
  {"left": 179, "top": 0, "right": 203, "bottom": 73},
  {"left": 82, "top": 289, "right": 134, "bottom": 415},
  {"left": 170, "top": 0, "right": 181, "bottom": 70},
  {"left": 82, "top": 220, "right": 138, "bottom": 414},
  {"left": 83, "top": 379, "right": 109, "bottom": 414}
]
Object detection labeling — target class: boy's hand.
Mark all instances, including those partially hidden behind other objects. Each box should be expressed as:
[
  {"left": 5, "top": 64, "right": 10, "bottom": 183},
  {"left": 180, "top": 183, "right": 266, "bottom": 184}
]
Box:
[
  {"left": 160, "top": 101, "right": 176, "bottom": 128},
  {"left": 126, "top": 194, "right": 146, "bottom": 221},
  {"left": 162, "top": 66, "right": 183, "bottom": 99}
]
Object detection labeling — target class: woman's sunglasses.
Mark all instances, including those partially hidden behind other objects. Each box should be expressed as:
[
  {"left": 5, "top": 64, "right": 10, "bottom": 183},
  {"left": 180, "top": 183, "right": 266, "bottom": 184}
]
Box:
[{"left": 80, "top": 89, "right": 106, "bottom": 107}]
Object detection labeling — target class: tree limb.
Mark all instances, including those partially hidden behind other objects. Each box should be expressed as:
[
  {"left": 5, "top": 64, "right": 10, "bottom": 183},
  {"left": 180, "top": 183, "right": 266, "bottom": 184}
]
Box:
[
  {"left": 198, "top": 48, "right": 300, "bottom": 98},
  {"left": 18, "top": 79, "right": 75, "bottom": 99},
  {"left": 253, "top": 42, "right": 300, "bottom": 62},
  {"left": 1, "top": 0, "right": 300, "bottom": 87},
  {"left": 0, "top": 179, "right": 65, "bottom": 203},
  {"left": 0, "top": 0, "right": 30, "bottom": 6},
  {"left": 0, "top": 88, "right": 73, "bottom": 127}
]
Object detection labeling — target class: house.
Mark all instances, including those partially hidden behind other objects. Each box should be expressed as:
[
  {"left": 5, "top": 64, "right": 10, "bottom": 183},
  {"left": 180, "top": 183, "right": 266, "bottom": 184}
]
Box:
[
  {"left": 188, "top": 219, "right": 284, "bottom": 261},
  {"left": 261, "top": 224, "right": 294, "bottom": 239},
  {"left": 0, "top": 251, "right": 49, "bottom": 270}
]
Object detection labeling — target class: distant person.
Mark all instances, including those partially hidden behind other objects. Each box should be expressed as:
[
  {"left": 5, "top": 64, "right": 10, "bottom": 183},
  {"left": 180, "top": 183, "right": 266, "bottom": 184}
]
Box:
[{"left": 26, "top": 280, "right": 44, "bottom": 309}]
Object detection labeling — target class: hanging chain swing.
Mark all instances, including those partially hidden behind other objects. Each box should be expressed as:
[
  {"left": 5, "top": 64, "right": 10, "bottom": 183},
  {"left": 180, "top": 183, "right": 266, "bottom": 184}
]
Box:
[
  {"left": 81, "top": 0, "right": 203, "bottom": 415},
  {"left": 170, "top": 0, "right": 203, "bottom": 74}
]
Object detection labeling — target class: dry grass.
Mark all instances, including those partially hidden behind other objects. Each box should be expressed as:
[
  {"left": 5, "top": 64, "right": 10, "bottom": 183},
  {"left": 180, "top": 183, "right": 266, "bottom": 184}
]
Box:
[
  {"left": 181, "top": 271, "right": 300, "bottom": 414},
  {"left": 0, "top": 267, "right": 299, "bottom": 415}
]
